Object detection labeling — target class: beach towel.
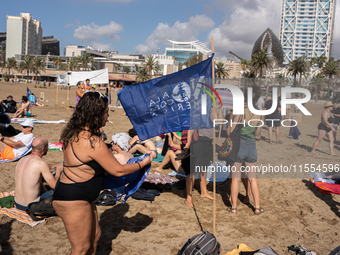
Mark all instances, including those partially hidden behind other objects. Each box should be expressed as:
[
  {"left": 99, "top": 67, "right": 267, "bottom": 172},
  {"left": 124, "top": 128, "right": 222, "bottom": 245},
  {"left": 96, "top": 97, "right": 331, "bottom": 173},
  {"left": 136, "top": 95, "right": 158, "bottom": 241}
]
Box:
[
  {"left": 289, "top": 120, "right": 301, "bottom": 140},
  {"left": 11, "top": 118, "right": 67, "bottom": 124},
  {"left": 48, "top": 142, "right": 63, "bottom": 151},
  {"left": 0, "top": 191, "right": 47, "bottom": 227},
  {"left": 225, "top": 243, "right": 255, "bottom": 255},
  {"left": 102, "top": 154, "right": 151, "bottom": 203},
  {"left": 0, "top": 146, "right": 32, "bottom": 163},
  {"left": 133, "top": 152, "right": 164, "bottom": 162},
  {"left": 144, "top": 172, "right": 179, "bottom": 185},
  {"left": 312, "top": 179, "right": 340, "bottom": 195}
]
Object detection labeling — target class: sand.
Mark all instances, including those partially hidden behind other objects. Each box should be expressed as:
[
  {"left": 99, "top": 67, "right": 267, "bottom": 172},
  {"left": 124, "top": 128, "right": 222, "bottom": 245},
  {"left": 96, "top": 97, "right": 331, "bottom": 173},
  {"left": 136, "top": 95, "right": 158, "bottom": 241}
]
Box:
[{"left": 0, "top": 81, "right": 339, "bottom": 254}]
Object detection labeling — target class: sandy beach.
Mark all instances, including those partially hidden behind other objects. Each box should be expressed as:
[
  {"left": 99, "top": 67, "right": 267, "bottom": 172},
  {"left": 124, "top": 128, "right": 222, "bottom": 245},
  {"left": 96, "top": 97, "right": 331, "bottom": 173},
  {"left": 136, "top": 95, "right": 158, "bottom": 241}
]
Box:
[{"left": 0, "top": 81, "right": 339, "bottom": 254}]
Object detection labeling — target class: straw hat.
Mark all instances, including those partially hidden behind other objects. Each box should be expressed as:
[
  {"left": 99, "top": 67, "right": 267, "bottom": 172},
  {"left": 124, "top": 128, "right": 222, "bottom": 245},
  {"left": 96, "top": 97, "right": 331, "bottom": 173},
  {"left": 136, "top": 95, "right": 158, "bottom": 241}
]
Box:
[{"left": 324, "top": 101, "right": 334, "bottom": 108}]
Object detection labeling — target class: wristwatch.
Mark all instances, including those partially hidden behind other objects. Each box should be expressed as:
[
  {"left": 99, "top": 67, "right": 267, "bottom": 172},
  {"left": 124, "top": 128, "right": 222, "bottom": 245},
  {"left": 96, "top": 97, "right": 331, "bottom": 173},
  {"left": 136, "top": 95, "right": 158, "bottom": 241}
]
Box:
[{"left": 0, "top": 137, "right": 4, "bottom": 142}]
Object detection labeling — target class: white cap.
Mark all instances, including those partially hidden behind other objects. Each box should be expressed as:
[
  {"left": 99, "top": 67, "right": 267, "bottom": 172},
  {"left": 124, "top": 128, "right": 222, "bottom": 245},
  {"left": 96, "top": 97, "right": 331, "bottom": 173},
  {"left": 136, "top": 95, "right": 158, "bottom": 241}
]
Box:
[{"left": 20, "top": 119, "right": 34, "bottom": 128}]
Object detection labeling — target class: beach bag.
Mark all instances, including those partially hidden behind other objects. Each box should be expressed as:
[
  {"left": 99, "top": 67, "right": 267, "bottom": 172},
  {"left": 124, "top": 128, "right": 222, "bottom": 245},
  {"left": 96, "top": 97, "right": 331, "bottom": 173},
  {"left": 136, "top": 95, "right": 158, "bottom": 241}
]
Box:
[
  {"left": 177, "top": 231, "right": 221, "bottom": 255},
  {"left": 26, "top": 191, "right": 57, "bottom": 221},
  {"left": 218, "top": 123, "right": 241, "bottom": 163}
]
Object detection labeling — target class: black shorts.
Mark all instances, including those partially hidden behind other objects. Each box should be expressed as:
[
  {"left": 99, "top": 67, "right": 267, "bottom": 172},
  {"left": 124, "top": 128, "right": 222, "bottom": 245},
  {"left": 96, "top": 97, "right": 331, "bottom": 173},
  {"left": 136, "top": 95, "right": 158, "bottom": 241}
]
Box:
[
  {"left": 318, "top": 123, "right": 332, "bottom": 133},
  {"left": 266, "top": 120, "right": 281, "bottom": 127}
]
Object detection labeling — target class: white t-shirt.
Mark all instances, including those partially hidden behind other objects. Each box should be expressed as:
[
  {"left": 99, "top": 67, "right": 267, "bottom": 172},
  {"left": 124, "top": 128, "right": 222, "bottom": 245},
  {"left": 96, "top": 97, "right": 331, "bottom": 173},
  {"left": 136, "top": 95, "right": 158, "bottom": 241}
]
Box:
[
  {"left": 12, "top": 133, "right": 34, "bottom": 157},
  {"left": 256, "top": 97, "right": 264, "bottom": 110}
]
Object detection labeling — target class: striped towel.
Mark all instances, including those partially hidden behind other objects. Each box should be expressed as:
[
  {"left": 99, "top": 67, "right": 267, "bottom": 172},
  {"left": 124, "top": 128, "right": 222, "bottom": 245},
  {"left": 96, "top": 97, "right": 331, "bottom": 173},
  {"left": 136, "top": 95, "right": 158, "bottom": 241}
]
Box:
[{"left": 0, "top": 191, "right": 47, "bottom": 227}]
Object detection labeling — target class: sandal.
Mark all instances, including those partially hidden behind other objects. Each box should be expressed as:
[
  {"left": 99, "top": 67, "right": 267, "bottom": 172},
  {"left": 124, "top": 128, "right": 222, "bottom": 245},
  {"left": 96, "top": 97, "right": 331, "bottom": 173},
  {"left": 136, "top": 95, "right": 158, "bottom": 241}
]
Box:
[
  {"left": 276, "top": 140, "right": 283, "bottom": 144},
  {"left": 254, "top": 207, "right": 265, "bottom": 215},
  {"left": 226, "top": 207, "right": 237, "bottom": 214}
]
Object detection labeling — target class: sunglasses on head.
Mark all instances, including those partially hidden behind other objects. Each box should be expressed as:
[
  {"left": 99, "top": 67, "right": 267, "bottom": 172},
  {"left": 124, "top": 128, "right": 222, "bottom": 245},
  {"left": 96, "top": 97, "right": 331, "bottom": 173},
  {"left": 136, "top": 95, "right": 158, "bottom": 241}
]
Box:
[{"left": 94, "top": 91, "right": 105, "bottom": 98}]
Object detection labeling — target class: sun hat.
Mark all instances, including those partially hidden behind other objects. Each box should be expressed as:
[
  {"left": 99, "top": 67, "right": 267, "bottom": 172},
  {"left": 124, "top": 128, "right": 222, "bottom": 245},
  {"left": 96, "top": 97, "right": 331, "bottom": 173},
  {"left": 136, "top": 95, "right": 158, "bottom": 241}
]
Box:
[
  {"left": 324, "top": 101, "right": 334, "bottom": 108},
  {"left": 20, "top": 119, "right": 34, "bottom": 128}
]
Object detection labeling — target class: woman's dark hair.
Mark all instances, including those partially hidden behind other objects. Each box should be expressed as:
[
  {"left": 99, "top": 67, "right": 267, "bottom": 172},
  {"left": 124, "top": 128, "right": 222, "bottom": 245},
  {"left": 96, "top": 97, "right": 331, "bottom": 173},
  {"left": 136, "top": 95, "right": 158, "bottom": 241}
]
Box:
[
  {"left": 22, "top": 96, "right": 28, "bottom": 102},
  {"left": 128, "top": 128, "right": 137, "bottom": 138},
  {"left": 60, "top": 92, "right": 108, "bottom": 149}
]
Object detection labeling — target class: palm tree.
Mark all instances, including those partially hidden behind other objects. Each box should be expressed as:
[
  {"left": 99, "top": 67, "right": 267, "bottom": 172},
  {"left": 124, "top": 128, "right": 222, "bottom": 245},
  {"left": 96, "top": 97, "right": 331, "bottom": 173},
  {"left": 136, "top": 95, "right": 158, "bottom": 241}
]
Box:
[
  {"left": 316, "top": 56, "right": 327, "bottom": 69},
  {"left": 6, "top": 57, "right": 17, "bottom": 76},
  {"left": 310, "top": 73, "right": 325, "bottom": 102},
  {"left": 123, "top": 66, "right": 131, "bottom": 74},
  {"left": 215, "top": 62, "right": 229, "bottom": 84},
  {"left": 136, "top": 66, "right": 151, "bottom": 82},
  {"left": 32, "top": 57, "right": 46, "bottom": 84},
  {"left": 20, "top": 55, "right": 33, "bottom": 81},
  {"left": 287, "top": 57, "right": 307, "bottom": 87},
  {"left": 321, "top": 59, "right": 340, "bottom": 98},
  {"left": 183, "top": 54, "right": 203, "bottom": 68},
  {"left": 115, "top": 63, "right": 122, "bottom": 73},
  {"left": 70, "top": 57, "right": 80, "bottom": 71},
  {"left": 250, "top": 50, "right": 272, "bottom": 78},
  {"left": 80, "top": 53, "right": 94, "bottom": 71},
  {"left": 145, "top": 55, "right": 158, "bottom": 75},
  {"left": 53, "top": 57, "right": 62, "bottom": 70}
]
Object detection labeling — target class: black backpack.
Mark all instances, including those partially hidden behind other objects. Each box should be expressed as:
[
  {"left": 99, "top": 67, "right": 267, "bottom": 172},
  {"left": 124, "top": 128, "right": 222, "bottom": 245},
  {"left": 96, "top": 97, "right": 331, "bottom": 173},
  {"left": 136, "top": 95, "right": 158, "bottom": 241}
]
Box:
[
  {"left": 26, "top": 196, "right": 57, "bottom": 221},
  {"left": 177, "top": 231, "right": 221, "bottom": 255}
]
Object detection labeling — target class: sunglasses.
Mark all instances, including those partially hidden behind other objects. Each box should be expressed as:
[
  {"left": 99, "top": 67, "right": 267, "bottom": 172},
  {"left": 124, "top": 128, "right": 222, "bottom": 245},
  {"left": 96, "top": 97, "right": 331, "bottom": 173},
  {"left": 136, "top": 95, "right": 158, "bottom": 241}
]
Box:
[
  {"left": 95, "top": 91, "right": 105, "bottom": 98},
  {"left": 22, "top": 126, "right": 30, "bottom": 128}
]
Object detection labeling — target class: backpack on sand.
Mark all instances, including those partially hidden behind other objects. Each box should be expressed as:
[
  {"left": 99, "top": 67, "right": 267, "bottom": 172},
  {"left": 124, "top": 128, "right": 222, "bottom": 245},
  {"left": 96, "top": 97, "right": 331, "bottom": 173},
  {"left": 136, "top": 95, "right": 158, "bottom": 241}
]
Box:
[
  {"left": 26, "top": 191, "right": 57, "bottom": 221},
  {"left": 177, "top": 231, "right": 221, "bottom": 255}
]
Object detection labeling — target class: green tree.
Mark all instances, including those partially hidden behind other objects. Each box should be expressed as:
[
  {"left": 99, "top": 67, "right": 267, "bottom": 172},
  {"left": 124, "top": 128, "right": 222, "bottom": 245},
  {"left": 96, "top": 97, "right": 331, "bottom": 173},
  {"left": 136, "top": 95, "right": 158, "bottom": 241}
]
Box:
[
  {"left": 183, "top": 54, "right": 203, "bottom": 68},
  {"left": 20, "top": 55, "right": 33, "bottom": 81},
  {"left": 6, "top": 57, "right": 17, "bottom": 76},
  {"left": 70, "top": 57, "right": 80, "bottom": 71},
  {"left": 136, "top": 66, "right": 151, "bottom": 82},
  {"left": 32, "top": 57, "right": 45, "bottom": 84},
  {"left": 316, "top": 56, "right": 327, "bottom": 69},
  {"left": 287, "top": 57, "right": 307, "bottom": 87},
  {"left": 310, "top": 73, "right": 325, "bottom": 102},
  {"left": 145, "top": 55, "right": 161, "bottom": 75},
  {"left": 80, "top": 53, "right": 94, "bottom": 71},
  {"left": 53, "top": 57, "right": 62, "bottom": 69},
  {"left": 250, "top": 50, "right": 272, "bottom": 78},
  {"left": 321, "top": 59, "right": 340, "bottom": 98},
  {"left": 215, "top": 62, "right": 229, "bottom": 84},
  {"left": 123, "top": 66, "right": 131, "bottom": 74}
]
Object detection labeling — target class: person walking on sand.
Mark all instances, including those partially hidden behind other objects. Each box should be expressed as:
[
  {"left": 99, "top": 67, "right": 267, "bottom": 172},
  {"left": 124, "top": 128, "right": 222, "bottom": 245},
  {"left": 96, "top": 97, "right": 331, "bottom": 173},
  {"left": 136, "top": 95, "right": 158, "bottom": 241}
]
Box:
[
  {"left": 311, "top": 101, "right": 336, "bottom": 156},
  {"left": 75, "top": 81, "right": 85, "bottom": 110}
]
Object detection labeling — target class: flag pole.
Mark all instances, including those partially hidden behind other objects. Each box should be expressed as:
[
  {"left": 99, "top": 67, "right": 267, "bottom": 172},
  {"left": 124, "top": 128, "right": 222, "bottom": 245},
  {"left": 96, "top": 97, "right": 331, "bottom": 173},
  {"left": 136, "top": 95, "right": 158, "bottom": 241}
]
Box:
[
  {"left": 67, "top": 64, "right": 70, "bottom": 109},
  {"left": 56, "top": 83, "right": 58, "bottom": 105},
  {"left": 212, "top": 37, "right": 216, "bottom": 236}
]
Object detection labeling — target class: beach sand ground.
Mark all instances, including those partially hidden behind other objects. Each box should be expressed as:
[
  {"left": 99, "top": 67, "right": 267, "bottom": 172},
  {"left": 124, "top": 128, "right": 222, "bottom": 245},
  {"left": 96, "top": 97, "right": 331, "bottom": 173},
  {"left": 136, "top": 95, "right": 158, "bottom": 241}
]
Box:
[{"left": 0, "top": 81, "right": 339, "bottom": 254}]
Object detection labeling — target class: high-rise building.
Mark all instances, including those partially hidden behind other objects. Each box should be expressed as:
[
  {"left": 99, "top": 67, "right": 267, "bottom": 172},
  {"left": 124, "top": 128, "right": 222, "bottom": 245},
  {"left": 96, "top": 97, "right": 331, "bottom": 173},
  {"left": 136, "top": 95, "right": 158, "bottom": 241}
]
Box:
[
  {"left": 165, "top": 40, "right": 211, "bottom": 64},
  {"left": 279, "top": 0, "right": 336, "bottom": 65},
  {"left": 42, "top": 36, "right": 60, "bottom": 56},
  {"left": 6, "top": 13, "right": 42, "bottom": 60}
]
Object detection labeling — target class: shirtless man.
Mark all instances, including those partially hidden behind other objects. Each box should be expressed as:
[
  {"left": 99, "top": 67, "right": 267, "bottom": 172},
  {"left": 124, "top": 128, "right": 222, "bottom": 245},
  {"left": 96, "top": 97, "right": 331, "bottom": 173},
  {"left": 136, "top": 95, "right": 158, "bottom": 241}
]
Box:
[
  {"left": 14, "top": 137, "right": 57, "bottom": 211},
  {"left": 110, "top": 133, "right": 133, "bottom": 164},
  {"left": 13, "top": 96, "right": 31, "bottom": 118},
  {"left": 128, "top": 128, "right": 157, "bottom": 158}
]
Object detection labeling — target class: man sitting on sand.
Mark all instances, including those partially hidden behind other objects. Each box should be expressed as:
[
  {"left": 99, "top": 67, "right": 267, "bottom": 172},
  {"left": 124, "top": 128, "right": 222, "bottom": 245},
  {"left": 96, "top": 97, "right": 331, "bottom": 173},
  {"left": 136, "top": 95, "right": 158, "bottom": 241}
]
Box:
[
  {"left": 110, "top": 133, "right": 133, "bottom": 164},
  {"left": 13, "top": 96, "right": 32, "bottom": 118},
  {"left": 128, "top": 128, "right": 157, "bottom": 158},
  {"left": 0, "top": 119, "right": 35, "bottom": 160},
  {"left": 14, "top": 137, "right": 58, "bottom": 211}
]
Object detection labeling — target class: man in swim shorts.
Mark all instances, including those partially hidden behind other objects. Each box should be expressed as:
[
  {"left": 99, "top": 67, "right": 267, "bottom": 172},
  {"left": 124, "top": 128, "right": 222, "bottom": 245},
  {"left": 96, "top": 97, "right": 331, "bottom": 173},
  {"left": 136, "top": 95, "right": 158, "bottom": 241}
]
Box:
[{"left": 14, "top": 137, "right": 58, "bottom": 211}]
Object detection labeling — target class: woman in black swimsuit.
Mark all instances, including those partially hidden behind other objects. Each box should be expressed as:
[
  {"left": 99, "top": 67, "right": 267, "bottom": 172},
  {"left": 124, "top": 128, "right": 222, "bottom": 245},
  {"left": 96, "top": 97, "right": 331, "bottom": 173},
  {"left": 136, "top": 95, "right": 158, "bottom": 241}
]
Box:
[
  {"left": 311, "top": 101, "right": 336, "bottom": 156},
  {"left": 53, "top": 92, "right": 152, "bottom": 255}
]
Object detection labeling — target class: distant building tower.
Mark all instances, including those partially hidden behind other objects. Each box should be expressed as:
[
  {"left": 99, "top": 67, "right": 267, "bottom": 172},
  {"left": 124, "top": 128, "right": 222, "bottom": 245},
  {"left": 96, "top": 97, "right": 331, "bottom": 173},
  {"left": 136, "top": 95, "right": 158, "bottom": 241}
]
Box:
[
  {"left": 252, "top": 28, "right": 284, "bottom": 68},
  {"left": 279, "top": 0, "right": 336, "bottom": 65},
  {"left": 6, "top": 13, "right": 42, "bottom": 60},
  {"left": 42, "top": 36, "right": 60, "bottom": 55},
  {"left": 165, "top": 40, "right": 211, "bottom": 64}
]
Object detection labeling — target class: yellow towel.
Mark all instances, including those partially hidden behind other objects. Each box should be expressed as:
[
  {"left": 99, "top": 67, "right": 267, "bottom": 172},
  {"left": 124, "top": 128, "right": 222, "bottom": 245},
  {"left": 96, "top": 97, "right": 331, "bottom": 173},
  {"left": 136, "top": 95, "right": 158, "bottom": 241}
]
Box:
[{"left": 225, "top": 243, "right": 255, "bottom": 255}]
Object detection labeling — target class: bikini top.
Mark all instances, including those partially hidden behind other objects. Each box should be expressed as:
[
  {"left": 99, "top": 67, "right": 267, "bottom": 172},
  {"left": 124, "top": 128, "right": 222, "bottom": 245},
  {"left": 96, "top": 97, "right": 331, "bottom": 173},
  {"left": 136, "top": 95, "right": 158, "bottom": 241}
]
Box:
[{"left": 63, "top": 142, "right": 106, "bottom": 178}]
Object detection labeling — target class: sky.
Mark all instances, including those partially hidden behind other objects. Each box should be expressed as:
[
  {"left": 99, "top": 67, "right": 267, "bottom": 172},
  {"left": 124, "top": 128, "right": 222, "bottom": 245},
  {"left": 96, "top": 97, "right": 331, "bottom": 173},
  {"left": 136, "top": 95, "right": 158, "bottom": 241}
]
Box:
[{"left": 1, "top": 0, "right": 340, "bottom": 60}]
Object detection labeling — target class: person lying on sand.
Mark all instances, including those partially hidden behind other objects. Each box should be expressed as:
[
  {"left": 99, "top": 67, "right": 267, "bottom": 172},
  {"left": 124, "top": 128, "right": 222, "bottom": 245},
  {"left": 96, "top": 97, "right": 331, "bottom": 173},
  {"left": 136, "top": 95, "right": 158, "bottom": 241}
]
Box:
[
  {"left": 128, "top": 128, "right": 157, "bottom": 158},
  {"left": 110, "top": 133, "right": 133, "bottom": 165}
]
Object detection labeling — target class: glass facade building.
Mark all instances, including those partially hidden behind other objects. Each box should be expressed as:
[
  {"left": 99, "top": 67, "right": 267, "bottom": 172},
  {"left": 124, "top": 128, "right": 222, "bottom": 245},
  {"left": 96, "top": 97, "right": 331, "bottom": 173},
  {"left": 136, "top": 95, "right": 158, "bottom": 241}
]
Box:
[
  {"left": 165, "top": 40, "right": 211, "bottom": 64},
  {"left": 279, "top": 0, "right": 336, "bottom": 65}
]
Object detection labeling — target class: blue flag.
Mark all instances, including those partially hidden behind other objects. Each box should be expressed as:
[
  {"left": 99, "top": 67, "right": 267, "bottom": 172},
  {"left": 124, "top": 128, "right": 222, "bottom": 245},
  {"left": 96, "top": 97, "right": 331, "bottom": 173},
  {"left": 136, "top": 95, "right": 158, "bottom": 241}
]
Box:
[
  {"left": 26, "top": 87, "right": 37, "bottom": 105},
  {"left": 118, "top": 55, "right": 214, "bottom": 141}
]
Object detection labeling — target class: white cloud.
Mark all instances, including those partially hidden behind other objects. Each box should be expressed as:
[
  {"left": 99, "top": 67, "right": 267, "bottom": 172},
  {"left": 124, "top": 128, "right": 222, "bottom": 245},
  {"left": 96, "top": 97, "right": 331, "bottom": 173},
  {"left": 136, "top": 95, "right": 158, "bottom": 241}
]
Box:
[
  {"left": 135, "top": 15, "right": 215, "bottom": 54},
  {"left": 73, "top": 21, "right": 123, "bottom": 42},
  {"left": 208, "top": 0, "right": 281, "bottom": 60},
  {"left": 65, "top": 23, "right": 74, "bottom": 28},
  {"left": 92, "top": 42, "right": 114, "bottom": 51}
]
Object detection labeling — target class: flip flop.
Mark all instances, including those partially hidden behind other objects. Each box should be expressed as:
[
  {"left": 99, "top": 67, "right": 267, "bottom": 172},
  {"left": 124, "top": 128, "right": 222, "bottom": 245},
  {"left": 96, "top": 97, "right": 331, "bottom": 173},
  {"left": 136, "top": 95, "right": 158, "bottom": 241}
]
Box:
[
  {"left": 226, "top": 207, "right": 237, "bottom": 214},
  {"left": 254, "top": 207, "right": 265, "bottom": 215}
]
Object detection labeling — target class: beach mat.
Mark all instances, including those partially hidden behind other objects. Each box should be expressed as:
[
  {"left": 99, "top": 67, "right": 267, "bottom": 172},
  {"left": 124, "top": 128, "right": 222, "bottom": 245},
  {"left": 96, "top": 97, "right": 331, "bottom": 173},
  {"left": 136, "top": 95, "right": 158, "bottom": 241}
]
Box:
[
  {"left": 0, "top": 191, "right": 48, "bottom": 227},
  {"left": 48, "top": 142, "right": 63, "bottom": 151},
  {"left": 312, "top": 179, "right": 340, "bottom": 195},
  {"left": 11, "top": 118, "right": 67, "bottom": 124},
  {"left": 0, "top": 147, "right": 32, "bottom": 163}
]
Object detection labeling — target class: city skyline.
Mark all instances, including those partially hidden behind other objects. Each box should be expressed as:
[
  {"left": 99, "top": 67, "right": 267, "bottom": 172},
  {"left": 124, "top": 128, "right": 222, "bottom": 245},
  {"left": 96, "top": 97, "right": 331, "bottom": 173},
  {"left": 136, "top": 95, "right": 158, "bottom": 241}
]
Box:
[{"left": 1, "top": 0, "right": 340, "bottom": 61}]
